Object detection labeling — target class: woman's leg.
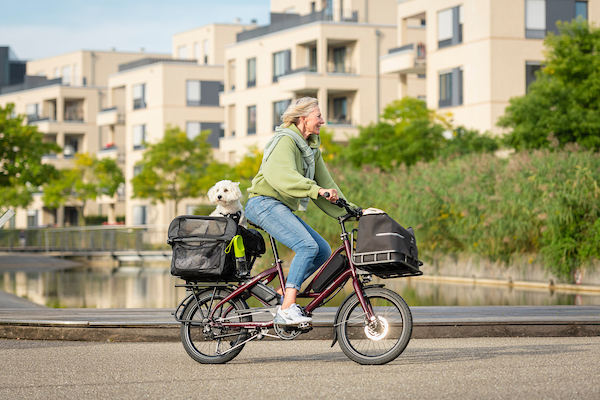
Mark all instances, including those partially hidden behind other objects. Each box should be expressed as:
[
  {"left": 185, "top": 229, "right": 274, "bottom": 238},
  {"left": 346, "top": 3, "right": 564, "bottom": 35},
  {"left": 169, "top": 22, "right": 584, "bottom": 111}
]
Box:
[{"left": 245, "top": 196, "right": 331, "bottom": 309}]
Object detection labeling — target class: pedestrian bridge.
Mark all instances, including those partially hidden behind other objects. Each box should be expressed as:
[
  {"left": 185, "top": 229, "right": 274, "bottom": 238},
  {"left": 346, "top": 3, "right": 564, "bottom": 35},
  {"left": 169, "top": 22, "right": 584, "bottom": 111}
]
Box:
[{"left": 0, "top": 225, "right": 172, "bottom": 261}]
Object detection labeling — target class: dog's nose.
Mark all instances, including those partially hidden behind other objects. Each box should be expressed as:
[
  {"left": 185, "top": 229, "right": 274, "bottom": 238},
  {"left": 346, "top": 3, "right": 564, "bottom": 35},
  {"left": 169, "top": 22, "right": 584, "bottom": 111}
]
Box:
[{"left": 217, "top": 195, "right": 222, "bottom": 200}]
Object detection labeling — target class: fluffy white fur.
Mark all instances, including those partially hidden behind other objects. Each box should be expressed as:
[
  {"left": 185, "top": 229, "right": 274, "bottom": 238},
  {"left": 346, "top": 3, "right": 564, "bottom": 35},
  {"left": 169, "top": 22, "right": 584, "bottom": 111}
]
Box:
[{"left": 208, "top": 180, "right": 247, "bottom": 227}]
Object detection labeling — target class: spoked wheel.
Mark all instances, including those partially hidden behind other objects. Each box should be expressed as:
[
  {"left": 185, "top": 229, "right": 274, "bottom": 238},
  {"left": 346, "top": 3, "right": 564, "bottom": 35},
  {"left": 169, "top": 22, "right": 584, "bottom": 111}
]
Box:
[
  {"left": 336, "top": 287, "right": 413, "bottom": 365},
  {"left": 180, "top": 289, "right": 251, "bottom": 364}
]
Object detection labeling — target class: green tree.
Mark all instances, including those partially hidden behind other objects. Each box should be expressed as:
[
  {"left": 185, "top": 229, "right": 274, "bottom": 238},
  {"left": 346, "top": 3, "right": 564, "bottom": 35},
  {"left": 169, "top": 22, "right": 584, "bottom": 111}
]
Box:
[
  {"left": 131, "top": 126, "right": 233, "bottom": 215},
  {"left": 498, "top": 19, "right": 600, "bottom": 150},
  {"left": 0, "top": 103, "right": 60, "bottom": 208},
  {"left": 438, "top": 126, "right": 500, "bottom": 160},
  {"left": 43, "top": 153, "right": 125, "bottom": 225},
  {"left": 342, "top": 97, "right": 450, "bottom": 170}
]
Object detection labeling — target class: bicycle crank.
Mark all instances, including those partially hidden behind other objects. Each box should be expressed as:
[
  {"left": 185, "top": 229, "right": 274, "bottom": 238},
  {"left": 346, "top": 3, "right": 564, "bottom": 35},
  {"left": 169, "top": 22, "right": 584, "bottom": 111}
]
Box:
[{"left": 274, "top": 322, "right": 313, "bottom": 340}]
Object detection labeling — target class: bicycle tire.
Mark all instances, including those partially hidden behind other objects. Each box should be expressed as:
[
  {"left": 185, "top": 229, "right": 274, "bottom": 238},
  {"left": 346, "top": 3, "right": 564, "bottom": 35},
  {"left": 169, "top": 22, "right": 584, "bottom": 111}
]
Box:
[
  {"left": 336, "top": 287, "right": 412, "bottom": 365},
  {"left": 180, "top": 289, "right": 251, "bottom": 364}
]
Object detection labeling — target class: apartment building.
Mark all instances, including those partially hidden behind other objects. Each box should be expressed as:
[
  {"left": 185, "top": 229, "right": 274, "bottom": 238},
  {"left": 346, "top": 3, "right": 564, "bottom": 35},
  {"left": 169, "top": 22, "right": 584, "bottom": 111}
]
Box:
[
  {"left": 383, "top": 0, "right": 598, "bottom": 134},
  {"left": 0, "top": 50, "right": 167, "bottom": 228},
  {"left": 104, "top": 24, "right": 251, "bottom": 226},
  {"left": 219, "top": 0, "right": 399, "bottom": 164}
]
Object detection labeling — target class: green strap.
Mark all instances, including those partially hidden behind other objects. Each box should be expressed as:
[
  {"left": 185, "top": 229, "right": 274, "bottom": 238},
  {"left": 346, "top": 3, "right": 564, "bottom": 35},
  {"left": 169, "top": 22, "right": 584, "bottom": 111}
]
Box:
[{"left": 225, "top": 235, "right": 245, "bottom": 257}]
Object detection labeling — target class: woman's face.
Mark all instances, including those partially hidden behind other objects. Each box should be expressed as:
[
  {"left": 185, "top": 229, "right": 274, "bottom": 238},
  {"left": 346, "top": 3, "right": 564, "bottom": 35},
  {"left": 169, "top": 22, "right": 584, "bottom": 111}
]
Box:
[{"left": 300, "top": 106, "right": 325, "bottom": 138}]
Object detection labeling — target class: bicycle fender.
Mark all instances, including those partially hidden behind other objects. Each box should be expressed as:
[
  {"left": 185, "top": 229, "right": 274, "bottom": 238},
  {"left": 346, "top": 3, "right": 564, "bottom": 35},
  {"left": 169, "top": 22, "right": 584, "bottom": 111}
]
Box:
[{"left": 330, "top": 284, "right": 385, "bottom": 347}]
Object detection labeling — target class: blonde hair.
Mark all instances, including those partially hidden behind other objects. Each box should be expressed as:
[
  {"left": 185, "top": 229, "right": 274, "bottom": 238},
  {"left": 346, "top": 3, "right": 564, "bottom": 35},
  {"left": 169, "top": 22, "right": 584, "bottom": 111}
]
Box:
[{"left": 281, "top": 97, "right": 319, "bottom": 128}]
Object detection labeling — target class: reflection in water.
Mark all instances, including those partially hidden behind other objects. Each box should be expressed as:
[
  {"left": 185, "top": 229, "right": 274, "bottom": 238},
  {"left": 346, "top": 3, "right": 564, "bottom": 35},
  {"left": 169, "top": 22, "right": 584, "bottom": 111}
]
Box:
[{"left": 1, "top": 263, "right": 599, "bottom": 309}]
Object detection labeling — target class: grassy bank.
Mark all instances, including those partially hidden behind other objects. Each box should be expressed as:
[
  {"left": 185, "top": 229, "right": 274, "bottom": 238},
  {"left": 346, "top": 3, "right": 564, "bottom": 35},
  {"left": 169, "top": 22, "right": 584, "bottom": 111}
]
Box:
[{"left": 299, "top": 147, "right": 600, "bottom": 282}]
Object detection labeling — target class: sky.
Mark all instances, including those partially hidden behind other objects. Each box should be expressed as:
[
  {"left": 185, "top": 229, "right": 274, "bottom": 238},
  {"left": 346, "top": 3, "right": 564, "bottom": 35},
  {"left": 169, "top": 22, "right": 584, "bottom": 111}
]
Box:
[{"left": 1, "top": 0, "right": 271, "bottom": 61}]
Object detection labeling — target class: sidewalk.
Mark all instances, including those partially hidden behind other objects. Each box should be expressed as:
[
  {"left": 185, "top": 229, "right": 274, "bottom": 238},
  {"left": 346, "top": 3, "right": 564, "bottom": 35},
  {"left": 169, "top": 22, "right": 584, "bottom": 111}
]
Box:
[{"left": 1, "top": 304, "right": 599, "bottom": 342}]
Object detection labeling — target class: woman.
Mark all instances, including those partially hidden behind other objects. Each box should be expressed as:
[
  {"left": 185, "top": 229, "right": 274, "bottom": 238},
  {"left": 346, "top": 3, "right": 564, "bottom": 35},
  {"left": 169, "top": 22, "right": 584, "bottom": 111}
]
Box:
[{"left": 245, "top": 97, "right": 354, "bottom": 325}]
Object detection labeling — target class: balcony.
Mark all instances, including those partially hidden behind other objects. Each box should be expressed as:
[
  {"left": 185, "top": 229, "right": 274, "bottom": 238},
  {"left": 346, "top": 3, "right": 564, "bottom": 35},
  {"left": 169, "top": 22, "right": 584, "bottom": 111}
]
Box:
[
  {"left": 380, "top": 43, "right": 426, "bottom": 75},
  {"left": 525, "top": 29, "right": 546, "bottom": 39},
  {"left": 237, "top": 10, "right": 358, "bottom": 42},
  {"left": 97, "top": 107, "right": 125, "bottom": 126}
]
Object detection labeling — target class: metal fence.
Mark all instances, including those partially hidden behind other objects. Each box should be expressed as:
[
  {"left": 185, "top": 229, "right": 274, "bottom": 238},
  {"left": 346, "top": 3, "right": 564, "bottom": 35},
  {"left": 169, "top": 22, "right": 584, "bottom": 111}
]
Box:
[{"left": 0, "top": 225, "right": 170, "bottom": 254}]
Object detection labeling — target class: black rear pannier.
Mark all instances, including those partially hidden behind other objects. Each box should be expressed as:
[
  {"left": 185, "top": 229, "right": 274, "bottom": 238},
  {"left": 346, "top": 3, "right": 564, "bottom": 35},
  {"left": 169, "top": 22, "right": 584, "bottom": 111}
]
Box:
[
  {"left": 352, "top": 213, "right": 423, "bottom": 279},
  {"left": 167, "top": 215, "right": 266, "bottom": 280}
]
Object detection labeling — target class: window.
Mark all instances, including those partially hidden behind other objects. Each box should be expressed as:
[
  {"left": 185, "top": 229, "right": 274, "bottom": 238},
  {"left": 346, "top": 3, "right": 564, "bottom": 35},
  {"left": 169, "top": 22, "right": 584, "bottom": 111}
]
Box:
[
  {"left": 525, "top": 0, "right": 546, "bottom": 38},
  {"left": 332, "top": 97, "right": 348, "bottom": 124},
  {"left": 133, "top": 83, "right": 146, "bottom": 109},
  {"left": 186, "top": 122, "right": 222, "bottom": 148},
  {"left": 187, "top": 80, "right": 201, "bottom": 106},
  {"left": 133, "top": 165, "right": 142, "bottom": 177},
  {"left": 203, "top": 39, "right": 209, "bottom": 64},
  {"left": 133, "top": 206, "right": 147, "bottom": 225},
  {"left": 186, "top": 121, "right": 201, "bottom": 140},
  {"left": 62, "top": 65, "right": 72, "bottom": 85},
  {"left": 310, "top": 47, "right": 317, "bottom": 71},
  {"left": 575, "top": 1, "right": 588, "bottom": 20},
  {"left": 194, "top": 42, "right": 200, "bottom": 59},
  {"left": 273, "top": 50, "right": 291, "bottom": 82},
  {"left": 64, "top": 135, "right": 80, "bottom": 158},
  {"left": 133, "top": 124, "right": 146, "bottom": 150},
  {"left": 54, "top": 67, "right": 60, "bottom": 79},
  {"left": 186, "top": 80, "right": 222, "bottom": 106},
  {"left": 247, "top": 58, "right": 256, "bottom": 88},
  {"left": 439, "top": 67, "right": 463, "bottom": 108},
  {"left": 526, "top": 61, "right": 542, "bottom": 92},
  {"left": 247, "top": 105, "right": 256, "bottom": 135},
  {"left": 273, "top": 99, "right": 291, "bottom": 129},
  {"left": 178, "top": 45, "right": 187, "bottom": 59},
  {"left": 333, "top": 47, "right": 346, "bottom": 73},
  {"left": 438, "top": 5, "right": 463, "bottom": 48},
  {"left": 27, "top": 210, "right": 38, "bottom": 227},
  {"left": 26, "top": 103, "right": 39, "bottom": 120}
]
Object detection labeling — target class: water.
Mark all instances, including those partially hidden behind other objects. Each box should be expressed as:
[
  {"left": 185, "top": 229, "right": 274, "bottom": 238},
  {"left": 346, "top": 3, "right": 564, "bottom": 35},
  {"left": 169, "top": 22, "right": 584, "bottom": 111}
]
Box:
[{"left": 2, "top": 261, "right": 599, "bottom": 309}]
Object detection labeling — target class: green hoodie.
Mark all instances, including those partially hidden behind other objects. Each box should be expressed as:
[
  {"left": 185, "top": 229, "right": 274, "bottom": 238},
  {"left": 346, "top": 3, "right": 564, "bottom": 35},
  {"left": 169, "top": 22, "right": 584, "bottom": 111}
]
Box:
[{"left": 247, "top": 124, "right": 349, "bottom": 218}]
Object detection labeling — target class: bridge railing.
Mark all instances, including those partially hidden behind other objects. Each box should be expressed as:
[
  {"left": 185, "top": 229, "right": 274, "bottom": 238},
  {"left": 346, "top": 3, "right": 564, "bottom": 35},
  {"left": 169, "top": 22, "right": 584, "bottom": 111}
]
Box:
[{"left": 0, "top": 225, "right": 170, "bottom": 254}]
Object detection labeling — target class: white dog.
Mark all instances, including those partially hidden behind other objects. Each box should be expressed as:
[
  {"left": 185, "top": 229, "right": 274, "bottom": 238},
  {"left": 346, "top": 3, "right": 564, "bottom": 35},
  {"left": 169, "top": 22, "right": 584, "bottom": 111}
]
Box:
[{"left": 208, "top": 180, "right": 247, "bottom": 227}]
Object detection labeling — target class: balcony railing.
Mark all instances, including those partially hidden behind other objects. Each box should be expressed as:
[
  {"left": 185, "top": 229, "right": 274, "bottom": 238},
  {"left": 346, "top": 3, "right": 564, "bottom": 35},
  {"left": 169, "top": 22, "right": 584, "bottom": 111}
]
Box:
[
  {"left": 526, "top": 29, "right": 546, "bottom": 39},
  {"left": 237, "top": 10, "right": 358, "bottom": 42},
  {"left": 326, "top": 65, "right": 356, "bottom": 74},
  {"left": 328, "top": 117, "right": 352, "bottom": 125}
]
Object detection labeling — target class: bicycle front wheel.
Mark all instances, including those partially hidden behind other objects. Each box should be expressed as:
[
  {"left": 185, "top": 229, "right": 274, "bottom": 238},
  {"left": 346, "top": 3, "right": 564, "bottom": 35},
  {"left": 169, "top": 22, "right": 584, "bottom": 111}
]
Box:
[
  {"left": 180, "top": 289, "right": 251, "bottom": 364},
  {"left": 336, "top": 287, "right": 412, "bottom": 365}
]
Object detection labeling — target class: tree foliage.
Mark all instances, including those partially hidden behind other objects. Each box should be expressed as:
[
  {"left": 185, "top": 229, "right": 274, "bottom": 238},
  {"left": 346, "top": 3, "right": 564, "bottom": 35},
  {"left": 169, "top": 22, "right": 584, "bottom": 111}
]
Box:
[
  {"left": 43, "top": 153, "right": 124, "bottom": 225},
  {"left": 131, "top": 126, "right": 234, "bottom": 213},
  {"left": 0, "top": 103, "right": 60, "bottom": 208},
  {"left": 341, "top": 97, "right": 461, "bottom": 170},
  {"left": 498, "top": 19, "right": 600, "bottom": 150}
]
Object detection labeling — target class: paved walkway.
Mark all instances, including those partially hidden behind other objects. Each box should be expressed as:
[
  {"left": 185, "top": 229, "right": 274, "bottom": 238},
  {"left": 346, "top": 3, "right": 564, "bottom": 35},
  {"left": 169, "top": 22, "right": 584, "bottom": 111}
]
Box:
[{"left": 1, "top": 304, "right": 599, "bottom": 341}]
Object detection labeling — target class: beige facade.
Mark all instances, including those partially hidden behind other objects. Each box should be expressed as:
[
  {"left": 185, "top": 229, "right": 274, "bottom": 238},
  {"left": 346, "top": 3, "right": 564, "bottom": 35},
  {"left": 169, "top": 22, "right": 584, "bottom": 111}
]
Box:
[
  {"left": 172, "top": 24, "right": 253, "bottom": 65},
  {"left": 385, "top": 0, "right": 599, "bottom": 134},
  {"left": 219, "top": 0, "right": 399, "bottom": 164},
  {"left": 1, "top": 50, "right": 168, "bottom": 228},
  {"left": 26, "top": 50, "right": 166, "bottom": 87},
  {"left": 106, "top": 61, "right": 226, "bottom": 226}
]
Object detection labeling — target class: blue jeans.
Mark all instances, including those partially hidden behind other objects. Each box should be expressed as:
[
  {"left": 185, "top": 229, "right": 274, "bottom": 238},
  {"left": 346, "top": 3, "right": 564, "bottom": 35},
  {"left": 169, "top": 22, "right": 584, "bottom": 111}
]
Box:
[{"left": 245, "top": 196, "right": 331, "bottom": 291}]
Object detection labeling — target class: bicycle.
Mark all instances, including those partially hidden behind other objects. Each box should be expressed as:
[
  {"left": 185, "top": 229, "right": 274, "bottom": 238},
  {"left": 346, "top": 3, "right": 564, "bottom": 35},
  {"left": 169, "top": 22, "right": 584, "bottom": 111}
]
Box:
[{"left": 171, "top": 198, "right": 422, "bottom": 365}]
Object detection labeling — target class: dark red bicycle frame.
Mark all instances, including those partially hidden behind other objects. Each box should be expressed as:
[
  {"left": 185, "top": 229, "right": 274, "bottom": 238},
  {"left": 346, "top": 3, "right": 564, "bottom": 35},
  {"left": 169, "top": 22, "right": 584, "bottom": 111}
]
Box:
[{"left": 206, "top": 215, "right": 375, "bottom": 329}]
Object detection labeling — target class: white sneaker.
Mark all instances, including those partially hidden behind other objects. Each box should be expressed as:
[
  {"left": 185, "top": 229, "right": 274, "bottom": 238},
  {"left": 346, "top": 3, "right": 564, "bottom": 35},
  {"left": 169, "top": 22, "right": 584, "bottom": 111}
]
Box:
[{"left": 273, "top": 304, "right": 312, "bottom": 325}]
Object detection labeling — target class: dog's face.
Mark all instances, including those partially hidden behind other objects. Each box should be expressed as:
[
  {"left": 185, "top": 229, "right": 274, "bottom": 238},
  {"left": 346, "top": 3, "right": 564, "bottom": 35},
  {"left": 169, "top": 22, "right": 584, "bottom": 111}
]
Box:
[{"left": 207, "top": 180, "right": 242, "bottom": 205}]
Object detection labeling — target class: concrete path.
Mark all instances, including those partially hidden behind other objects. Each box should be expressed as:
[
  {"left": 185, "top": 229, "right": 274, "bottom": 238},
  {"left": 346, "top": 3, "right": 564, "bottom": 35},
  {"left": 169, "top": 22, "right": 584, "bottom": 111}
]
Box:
[
  {"left": 1, "top": 337, "right": 599, "bottom": 399},
  {"left": 1, "top": 305, "right": 599, "bottom": 341}
]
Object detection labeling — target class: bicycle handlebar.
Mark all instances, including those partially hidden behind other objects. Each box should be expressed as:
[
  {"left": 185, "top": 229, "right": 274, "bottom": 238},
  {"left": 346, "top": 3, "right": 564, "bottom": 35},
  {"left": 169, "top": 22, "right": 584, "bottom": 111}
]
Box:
[{"left": 321, "top": 192, "right": 362, "bottom": 218}]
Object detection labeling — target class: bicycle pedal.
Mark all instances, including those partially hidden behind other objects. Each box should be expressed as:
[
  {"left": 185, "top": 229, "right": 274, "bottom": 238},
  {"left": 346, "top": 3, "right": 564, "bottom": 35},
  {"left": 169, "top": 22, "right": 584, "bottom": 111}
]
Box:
[{"left": 298, "top": 322, "right": 312, "bottom": 330}]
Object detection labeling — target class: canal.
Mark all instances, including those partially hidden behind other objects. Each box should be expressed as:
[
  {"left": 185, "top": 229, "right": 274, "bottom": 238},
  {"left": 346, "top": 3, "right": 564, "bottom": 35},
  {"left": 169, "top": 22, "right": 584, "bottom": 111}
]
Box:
[{"left": 1, "top": 260, "right": 599, "bottom": 308}]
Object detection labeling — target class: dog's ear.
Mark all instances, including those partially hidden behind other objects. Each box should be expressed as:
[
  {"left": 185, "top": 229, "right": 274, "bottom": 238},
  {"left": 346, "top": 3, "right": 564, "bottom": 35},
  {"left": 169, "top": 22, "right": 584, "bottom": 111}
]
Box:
[
  {"left": 207, "top": 185, "right": 216, "bottom": 203},
  {"left": 233, "top": 182, "right": 242, "bottom": 198}
]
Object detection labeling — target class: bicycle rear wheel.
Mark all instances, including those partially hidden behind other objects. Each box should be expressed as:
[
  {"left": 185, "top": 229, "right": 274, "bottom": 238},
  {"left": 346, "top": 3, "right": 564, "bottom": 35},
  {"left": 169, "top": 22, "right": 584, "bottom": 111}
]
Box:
[
  {"left": 180, "top": 289, "right": 251, "bottom": 364},
  {"left": 336, "top": 287, "right": 412, "bottom": 365}
]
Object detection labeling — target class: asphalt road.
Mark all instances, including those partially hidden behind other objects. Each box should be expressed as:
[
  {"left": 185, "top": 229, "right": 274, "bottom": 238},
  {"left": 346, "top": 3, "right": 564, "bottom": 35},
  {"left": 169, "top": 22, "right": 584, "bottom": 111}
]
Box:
[{"left": 1, "top": 337, "right": 599, "bottom": 399}]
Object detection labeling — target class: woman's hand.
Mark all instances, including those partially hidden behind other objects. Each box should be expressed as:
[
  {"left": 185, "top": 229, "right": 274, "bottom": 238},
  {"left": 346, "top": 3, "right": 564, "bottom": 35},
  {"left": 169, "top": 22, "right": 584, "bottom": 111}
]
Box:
[{"left": 318, "top": 188, "right": 339, "bottom": 202}]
